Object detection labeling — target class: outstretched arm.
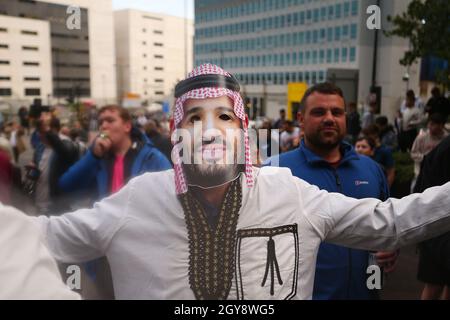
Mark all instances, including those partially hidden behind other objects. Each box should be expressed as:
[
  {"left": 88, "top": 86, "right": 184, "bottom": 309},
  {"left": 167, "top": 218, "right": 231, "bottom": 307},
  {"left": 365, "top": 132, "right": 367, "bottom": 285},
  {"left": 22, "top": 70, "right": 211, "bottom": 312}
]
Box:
[
  {"left": 296, "top": 178, "right": 450, "bottom": 252},
  {"left": 36, "top": 178, "right": 133, "bottom": 263}
]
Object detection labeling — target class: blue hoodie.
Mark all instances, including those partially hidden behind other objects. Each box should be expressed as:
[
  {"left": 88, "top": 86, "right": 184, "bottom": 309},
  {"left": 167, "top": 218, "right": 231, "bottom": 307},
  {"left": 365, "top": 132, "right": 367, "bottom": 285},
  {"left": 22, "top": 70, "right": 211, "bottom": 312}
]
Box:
[
  {"left": 267, "top": 140, "right": 389, "bottom": 299},
  {"left": 58, "top": 129, "right": 171, "bottom": 199}
]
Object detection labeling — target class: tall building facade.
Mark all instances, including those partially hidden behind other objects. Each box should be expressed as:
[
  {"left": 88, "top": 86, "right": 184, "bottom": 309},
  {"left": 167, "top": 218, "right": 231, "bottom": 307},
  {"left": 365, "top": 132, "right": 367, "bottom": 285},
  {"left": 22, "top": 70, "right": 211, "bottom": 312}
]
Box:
[
  {"left": 0, "top": 0, "right": 116, "bottom": 106},
  {"left": 114, "top": 9, "right": 194, "bottom": 107},
  {"left": 194, "top": 0, "right": 420, "bottom": 121},
  {"left": 0, "top": 15, "right": 52, "bottom": 104}
]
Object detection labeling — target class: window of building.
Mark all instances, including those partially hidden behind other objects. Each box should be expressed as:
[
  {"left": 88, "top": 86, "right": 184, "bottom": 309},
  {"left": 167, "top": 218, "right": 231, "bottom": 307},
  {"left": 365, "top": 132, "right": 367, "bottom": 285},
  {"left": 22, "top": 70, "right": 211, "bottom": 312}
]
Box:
[
  {"left": 335, "top": 26, "right": 341, "bottom": 41},
  {"left": 143, "top": 54, "right": 147, "bottom": 58},
  {"left": 328, "top": 5, "right": 334, "bottom": 20},
  {"left": 155, "top": 79, "right": 164, "bottom": 83},
  {"left": 0, "top": 88, "right": 12, "bottom": 96},
  {"left": 312, "top": 51, "right": 318, "bottom": 64},
  {"left": 154, "top": 55, "right": 164, "bottom": 59},
  {"left": 343, "top": 25, "right": 349, "bottom": 38},
  {"left": 292, "top": 52, "right": 297, "bottom": 65},
  {"left": 0, "top": 77, "right": 11, "bottom": 81},
  {"left": 327, "top": 27, "right": 333, "bottom": 42},
  {"left": 326, "top": 49, "right": 332, "bottom": 63},
  {"left": 24, "top": 77, "right": 40, "bottom": 81},
  {"left": 335, "top": 4, "right": 342, "bottom": 19},
  {"left": 350, "top": 47, "right": 356, "bottom": 61},
  {"left": 344, "top": 1, "right": 350, "bottom": 17},
  {"left": 22, "top": 46, "right": 38, "bottom": 51},
  {"left": 0, "top": 44, "right": 8, "bottom": 49},
  {"left": 155, "top": 91, "right": 164, "bottom": 95},
  {"left": 313, "top": 9, "right": 319, "bottom": 22},
  {"left": 305, "top": 71, "right": 310, "bottom": 83},
  {"left": 334, "top": 48, "right": 340, "bottom": 62},
  {"left": 351, "top": 24, "right": 358, "bottom": 39},
  {"left": 51, "top": 33, "right": 79, "bottom": 40},
  {"left": 311, "top": 71, "right": 317, "bottom": 84},
  {"left": 320, "top": 7, "right": 327, "bottom": 21},
  {"left": 154, "top": 43, "right": 163, "bottom": 47},
  {"left": 142, "top": 28, "right": 147, "bottom": 33},
  {"left": 142, "top": 41, "right": 147, "bottom": 45},
  {"left": 306, "top": 10, "right": 312, "bottom": 22},
  {"left": 0, "top": 28, "right": 7, "bottom": 32},
  {"left": 312, "top": 30, "right": 318, "bottom": 44},
  {"left": 25, "top": 88, "right": 40, "bottom": 96},
  {"left": 305, "top": 51, "right": 310, "bottom": 64},
  {"left": 320, "top": 28, "right": 326, "bottom": 41},
  {"left": 305, "top": 30, "right": 311, "bottom": 44},
  {"left": 319, "top": 50, "right": 325, "bottom": 63},
  {"left": 299, "top": 51, "right": 304, "bottom": 65},
  {"left": 21, "top": 30, "right": 38, "bottom": 35},
  {"left": 342, "top": 47, "right": 348, "bottom": 62},
  {"left": 0, "top": 60, "right": 10, "bottom": 65},
  {"left": 319, "top": 70, "right": 325, "bottom": 82},
  {"left": 154, "top": 67, "right": 164, "bottom": 71},
  {"left": 351, "top": 0, "right": 359, "bottom": 16},
  {"left": 299, "top": 32, "right": 304, "bottom": 45}
]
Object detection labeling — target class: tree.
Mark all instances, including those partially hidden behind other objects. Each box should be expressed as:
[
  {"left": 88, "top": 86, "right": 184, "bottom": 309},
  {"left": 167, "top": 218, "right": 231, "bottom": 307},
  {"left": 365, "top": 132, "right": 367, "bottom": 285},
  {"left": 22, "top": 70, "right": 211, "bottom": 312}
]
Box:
[{"left": 384, "top": 0, "right": 450, "bottom": 88}]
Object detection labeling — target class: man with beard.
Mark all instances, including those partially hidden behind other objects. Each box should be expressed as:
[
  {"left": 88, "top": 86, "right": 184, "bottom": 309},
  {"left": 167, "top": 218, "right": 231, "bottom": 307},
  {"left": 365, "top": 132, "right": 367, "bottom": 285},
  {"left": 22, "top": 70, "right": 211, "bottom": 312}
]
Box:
[
  {"left": 269, "top": 83, "right": 398, "bottom": 299},
  {"left": 32, "top": 64, "right": 450, "bottom": 300}
]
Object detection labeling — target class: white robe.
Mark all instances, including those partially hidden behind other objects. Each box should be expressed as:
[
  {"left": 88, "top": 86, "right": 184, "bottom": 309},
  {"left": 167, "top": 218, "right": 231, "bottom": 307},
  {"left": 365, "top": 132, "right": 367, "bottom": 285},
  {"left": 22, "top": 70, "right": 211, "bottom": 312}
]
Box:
[
  {"left": 0, "top": 203, "right": 80, "bottom": 300},
  {"left": 37, "top": 167, "right": 450, "bottom": 299}
]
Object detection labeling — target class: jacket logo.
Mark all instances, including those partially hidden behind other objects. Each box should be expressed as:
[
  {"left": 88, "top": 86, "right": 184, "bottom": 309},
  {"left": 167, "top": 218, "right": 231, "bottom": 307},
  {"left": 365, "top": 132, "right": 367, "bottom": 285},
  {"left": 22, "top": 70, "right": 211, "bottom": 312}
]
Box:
[{"left": 355, "top": 180, "right": 369, "bottom": 186}]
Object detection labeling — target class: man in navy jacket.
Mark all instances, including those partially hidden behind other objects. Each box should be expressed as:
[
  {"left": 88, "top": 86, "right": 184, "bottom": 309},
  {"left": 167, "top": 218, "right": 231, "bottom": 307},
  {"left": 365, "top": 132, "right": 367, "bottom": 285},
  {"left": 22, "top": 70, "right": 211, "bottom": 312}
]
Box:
[{"left": 267, "top": 83, "right": 398, "bottom": 299}]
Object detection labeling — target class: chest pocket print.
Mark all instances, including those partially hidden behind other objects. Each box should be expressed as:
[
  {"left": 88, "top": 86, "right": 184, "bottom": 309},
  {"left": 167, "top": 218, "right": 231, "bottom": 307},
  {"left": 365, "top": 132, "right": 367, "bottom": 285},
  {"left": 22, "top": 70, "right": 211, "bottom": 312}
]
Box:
[{"left": 235, "top": 224, "right": 299, "bottom": 300}]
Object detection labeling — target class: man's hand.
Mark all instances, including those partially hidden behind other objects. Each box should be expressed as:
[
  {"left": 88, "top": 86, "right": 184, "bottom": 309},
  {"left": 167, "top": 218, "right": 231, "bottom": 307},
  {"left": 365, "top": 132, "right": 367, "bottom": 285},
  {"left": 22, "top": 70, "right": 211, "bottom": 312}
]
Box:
[
  {"left": 375, "top": 250, "right": 399, "bottom": 273},
  {"left": 92, "top": 132, "right": 112, "bottom": 158}
]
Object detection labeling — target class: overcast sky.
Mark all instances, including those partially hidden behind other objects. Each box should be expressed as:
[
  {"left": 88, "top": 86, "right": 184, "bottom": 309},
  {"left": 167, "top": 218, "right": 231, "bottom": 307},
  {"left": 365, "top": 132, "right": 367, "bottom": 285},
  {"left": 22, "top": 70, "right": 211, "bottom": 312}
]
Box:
[{"left": 112, "top": 0, "right": 194, "bottom": 19}]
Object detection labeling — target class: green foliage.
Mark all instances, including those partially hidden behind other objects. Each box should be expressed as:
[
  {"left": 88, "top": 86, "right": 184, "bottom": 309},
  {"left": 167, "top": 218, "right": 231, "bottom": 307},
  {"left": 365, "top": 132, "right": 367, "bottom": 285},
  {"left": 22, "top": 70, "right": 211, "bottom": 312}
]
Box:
[{"left": 384, "top": 0, "right": 450, "bottom": 87}]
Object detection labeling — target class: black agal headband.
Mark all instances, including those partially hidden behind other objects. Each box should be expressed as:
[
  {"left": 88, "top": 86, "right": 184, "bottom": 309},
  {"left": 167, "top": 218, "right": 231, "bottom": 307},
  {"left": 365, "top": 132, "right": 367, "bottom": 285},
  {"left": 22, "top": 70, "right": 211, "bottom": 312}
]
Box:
[{"left": 174, "top": 74, "right": 240, "bottom": 98}]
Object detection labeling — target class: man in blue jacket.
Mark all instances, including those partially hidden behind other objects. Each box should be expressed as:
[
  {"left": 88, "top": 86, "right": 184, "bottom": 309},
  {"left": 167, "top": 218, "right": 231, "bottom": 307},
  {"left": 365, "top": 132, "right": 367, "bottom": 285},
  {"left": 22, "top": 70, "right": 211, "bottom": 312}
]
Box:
[
  {"left": 267, "top": 83, "right": 398, "bottom": 299},
  {"left": 59, "top": 105, "right": 171, "bottom": 199},
  {"left": 58, "top": 105, "right": 171, "bottom": 299}
]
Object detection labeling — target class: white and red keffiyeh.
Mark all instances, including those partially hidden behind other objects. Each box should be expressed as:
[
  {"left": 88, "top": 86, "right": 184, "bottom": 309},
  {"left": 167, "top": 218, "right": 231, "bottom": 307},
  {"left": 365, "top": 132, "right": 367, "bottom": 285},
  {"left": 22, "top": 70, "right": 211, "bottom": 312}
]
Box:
[{"left": 171, "top": 64, "right": 253, "bottom": 194}]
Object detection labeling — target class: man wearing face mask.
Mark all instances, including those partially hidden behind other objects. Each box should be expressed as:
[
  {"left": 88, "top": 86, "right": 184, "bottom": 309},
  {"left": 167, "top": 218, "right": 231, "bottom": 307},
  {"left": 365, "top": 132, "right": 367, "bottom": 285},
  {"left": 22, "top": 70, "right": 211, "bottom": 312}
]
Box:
[{"left": 33, "top": 64, "right": 450, "bottom": 300}]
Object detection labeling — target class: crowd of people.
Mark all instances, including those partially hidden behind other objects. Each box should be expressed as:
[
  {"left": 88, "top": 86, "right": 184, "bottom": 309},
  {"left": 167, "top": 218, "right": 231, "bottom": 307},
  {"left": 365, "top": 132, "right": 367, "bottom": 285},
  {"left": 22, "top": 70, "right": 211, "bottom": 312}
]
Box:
[{"left": 0, "top": 64, "right": 450, "bottom": 300}]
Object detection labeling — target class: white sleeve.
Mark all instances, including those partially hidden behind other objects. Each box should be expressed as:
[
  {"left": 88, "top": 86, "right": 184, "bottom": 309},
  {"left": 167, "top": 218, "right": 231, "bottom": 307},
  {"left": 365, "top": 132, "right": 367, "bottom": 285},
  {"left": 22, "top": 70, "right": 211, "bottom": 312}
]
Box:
[
  {"left": 36, "top": 179, "right": 134, "bottom": 263},
  {"left": 0, "top": 204, "right": 80, "bottom": 300},
  {"left": 296, "top": 178, "right": 450, "bottom": 251}
]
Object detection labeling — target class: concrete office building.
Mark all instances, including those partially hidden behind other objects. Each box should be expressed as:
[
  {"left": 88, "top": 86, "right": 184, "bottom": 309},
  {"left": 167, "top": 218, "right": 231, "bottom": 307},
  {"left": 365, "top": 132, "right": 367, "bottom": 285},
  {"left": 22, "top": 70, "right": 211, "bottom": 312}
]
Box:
[
  {"left": 0, "top": 0, "right": 116, "bottom": 106},
  {"left": 194, "top": 0, "right": 420, "bottom": 121},
  {"left": 114, "top": 9, "right": 194, "bottom": 107},
  {"left": 0, "top": 15, "right": 52, "bottom": 105}
]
